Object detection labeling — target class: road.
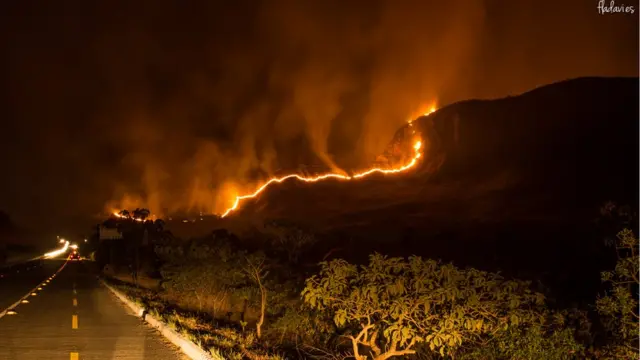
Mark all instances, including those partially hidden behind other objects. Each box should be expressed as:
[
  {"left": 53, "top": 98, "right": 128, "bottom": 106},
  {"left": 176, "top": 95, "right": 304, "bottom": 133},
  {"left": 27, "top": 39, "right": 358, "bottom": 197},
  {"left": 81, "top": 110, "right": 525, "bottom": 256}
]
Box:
[{"left": 0, "top": 259, "right": 187, "bottom": 360}]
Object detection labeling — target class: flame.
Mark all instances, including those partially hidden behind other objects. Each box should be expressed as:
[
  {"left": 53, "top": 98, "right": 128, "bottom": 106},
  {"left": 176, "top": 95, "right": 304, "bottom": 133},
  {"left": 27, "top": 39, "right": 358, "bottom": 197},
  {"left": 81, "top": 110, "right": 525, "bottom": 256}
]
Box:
[
  {"left": 112, "top": 212, "right": 145, "bottom": 222},
  {"left": 220, "top": 138, "right": 424, "bottom": 218},
  {"left": 106, "top": 105, "right": 436, "bottom": 220},
  {"left": 408, "top": 102, "right": 437, "bottom": 125},
  {"left": 424, "top": 105, "right": 437, "bottom": 116}
]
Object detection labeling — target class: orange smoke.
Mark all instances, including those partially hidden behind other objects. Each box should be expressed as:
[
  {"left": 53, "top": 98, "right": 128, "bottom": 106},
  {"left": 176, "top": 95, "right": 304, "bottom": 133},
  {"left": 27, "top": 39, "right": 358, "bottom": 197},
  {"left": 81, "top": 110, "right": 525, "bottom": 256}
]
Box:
[
  {"left": 107, "top": 104, "right": 435, "bottom": 220},
  {"left": 220, "top": 138, "right": 424, "bottom": 218},
  {"left": 408, "top": 102, "right": 438, "bottom": 124}
]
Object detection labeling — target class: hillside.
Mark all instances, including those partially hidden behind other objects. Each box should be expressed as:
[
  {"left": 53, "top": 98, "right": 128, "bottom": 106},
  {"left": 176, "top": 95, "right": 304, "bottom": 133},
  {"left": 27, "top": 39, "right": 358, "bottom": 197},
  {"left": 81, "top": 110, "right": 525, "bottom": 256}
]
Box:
[{"left": 173, "top": 77, "right": 638, "bottom": 303}]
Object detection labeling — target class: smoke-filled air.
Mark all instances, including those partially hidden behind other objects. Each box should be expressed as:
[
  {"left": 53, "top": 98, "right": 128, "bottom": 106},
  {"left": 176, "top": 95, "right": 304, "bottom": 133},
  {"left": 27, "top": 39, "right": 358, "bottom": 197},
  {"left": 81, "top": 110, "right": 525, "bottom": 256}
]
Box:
[{"left": 0, "top": 1, "right": 636, "bottom": 231}]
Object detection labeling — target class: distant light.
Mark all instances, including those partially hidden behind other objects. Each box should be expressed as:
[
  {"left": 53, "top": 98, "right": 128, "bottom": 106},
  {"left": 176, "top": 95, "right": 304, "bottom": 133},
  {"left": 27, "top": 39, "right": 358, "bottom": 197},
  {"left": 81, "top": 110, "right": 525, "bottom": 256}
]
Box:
[
  {"left": 59, "top": 239, "right": 65, "bottom": 244},
  {"left": 84, "top": 239, "right": 88, "bottom": 243},
  {"left": 70, "top": 244, "right": 78, "bottom": 250},
  {"left": 45, "top": 241, "right": 69, "bottom": 258}
]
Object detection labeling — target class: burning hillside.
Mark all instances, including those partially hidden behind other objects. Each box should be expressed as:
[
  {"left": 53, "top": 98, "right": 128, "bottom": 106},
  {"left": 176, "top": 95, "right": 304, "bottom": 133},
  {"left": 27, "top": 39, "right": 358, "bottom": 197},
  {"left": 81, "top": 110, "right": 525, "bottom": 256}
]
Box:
[
  {"left": 104, "top": 77, "right": 638, "bottom": 304},
  {"left": 221, "top": 129, "right": 425, "bottom": 218},
  {"left": 206, "top": 77, "right": 637, "bottom": 294}
]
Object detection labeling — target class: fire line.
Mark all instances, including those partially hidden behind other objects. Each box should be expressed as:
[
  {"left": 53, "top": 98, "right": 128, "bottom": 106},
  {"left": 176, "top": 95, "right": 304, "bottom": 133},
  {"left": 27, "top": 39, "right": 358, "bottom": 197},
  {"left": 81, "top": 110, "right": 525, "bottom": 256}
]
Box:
[
  {"left": 220, "top": 138, "right": 423, "bottom": 218},
  {"left": 110, "top": 107, "right": 435, "bottom": 220}
]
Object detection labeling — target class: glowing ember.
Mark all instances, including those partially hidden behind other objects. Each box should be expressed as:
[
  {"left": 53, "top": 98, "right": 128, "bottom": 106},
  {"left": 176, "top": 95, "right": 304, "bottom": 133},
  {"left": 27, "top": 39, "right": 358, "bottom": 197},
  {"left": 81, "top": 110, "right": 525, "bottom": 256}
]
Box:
[
  {"left": 112, "top": 212, "right": 145, "bottom": 222},
  {"left": 424, "top": 105, "right": 437, "bottom": 116},
  {"left": 220, "top": 137, "right": 424, "bottom": 218}
]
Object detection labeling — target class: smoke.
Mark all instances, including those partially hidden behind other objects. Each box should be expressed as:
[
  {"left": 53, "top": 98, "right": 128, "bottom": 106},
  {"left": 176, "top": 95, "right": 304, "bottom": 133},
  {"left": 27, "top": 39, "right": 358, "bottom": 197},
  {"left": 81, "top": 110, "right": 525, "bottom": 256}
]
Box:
[{"left": 0, "top": 0, "right": 637, "bottom": 234}]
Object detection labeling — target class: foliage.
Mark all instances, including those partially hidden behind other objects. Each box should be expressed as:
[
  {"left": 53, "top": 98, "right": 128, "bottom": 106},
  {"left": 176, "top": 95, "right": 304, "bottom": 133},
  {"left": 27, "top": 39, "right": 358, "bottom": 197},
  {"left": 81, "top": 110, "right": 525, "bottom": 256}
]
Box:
[
  {"left": 595, "top": 228, "right": 639, "bottom": 358},
  {"left": 459, "top": 315, "right": 585, "bottom": 360},
  {"left": 161, "top": 261, "right": 238, "bottom": 315},
  {"left": 105, "top": 217, "right": 640, "bottom": 359},
  {"left": 302, "top": 253, "right": 549, "bottom": 360},
  {"left": 268, "top": 306, "right": 336, "bottom": 347},
  {"left": 264, "top": 220, "right": 317, "bottom": 264},
  {"left": 243, "top": 252, "right": 269, "bottom": 338}
]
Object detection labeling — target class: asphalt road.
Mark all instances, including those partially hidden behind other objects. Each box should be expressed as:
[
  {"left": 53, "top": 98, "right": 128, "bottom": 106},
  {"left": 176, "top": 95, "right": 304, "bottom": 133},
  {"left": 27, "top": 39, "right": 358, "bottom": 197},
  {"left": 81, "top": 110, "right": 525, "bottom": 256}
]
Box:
[
  {"left": 0, "top": 259, "right": 187, "bottom": 360},
  {"left": 0, "top": 259, "right": 52, "bottom": 311}
]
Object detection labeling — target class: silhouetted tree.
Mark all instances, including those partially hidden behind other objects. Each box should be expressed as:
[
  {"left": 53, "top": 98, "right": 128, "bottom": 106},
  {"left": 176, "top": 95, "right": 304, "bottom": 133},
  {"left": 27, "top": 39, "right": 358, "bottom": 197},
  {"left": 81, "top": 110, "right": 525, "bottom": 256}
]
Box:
[{"left": 118, "top": 209, "right": 130, "bottom": 219}]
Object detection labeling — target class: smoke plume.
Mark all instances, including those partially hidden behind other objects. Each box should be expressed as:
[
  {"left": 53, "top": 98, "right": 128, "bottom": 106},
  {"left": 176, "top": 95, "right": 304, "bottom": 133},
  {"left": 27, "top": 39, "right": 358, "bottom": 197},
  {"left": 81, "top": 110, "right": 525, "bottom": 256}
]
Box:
[{"left": 0, "top": 0, "right": 637, "bottom": 237}]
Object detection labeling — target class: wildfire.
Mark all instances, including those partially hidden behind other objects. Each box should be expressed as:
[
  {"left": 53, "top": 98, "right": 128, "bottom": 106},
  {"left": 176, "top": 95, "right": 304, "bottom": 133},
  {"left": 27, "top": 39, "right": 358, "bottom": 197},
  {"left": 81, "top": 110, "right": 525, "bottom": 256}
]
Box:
[
  {"left": 112, "top": 212, "right": 145, "bottom": 222},
  {"left": 408, "top": 103, "right": 437, "bottom": 126},
  {"left": 220, "top": 139, "right": 424, "bottom": 218},
  {"left": 107, "top": 105, "right": 435, "bottom": 221}
]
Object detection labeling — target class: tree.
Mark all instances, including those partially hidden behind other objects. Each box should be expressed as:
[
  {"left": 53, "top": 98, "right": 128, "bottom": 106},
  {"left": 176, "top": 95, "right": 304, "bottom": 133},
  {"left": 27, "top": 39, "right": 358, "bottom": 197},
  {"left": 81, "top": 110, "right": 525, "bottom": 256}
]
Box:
[
  {"left": 302, "top": 253, "right": 549, "bottom": 360},
  {"left": 596, "top": 229, "right": 639, "bottom": 358},
  {"left": 243, "top": 252, "right": 269, "bottom": 339},
  {"left": 154, "top": 219, "right": 165, "bottom": 232},
  {"left": 130, "top": 208, "right": 150, "bottom": 221},
  {"left": 264, "top": 221, "right": 316, "bottom": 264}
]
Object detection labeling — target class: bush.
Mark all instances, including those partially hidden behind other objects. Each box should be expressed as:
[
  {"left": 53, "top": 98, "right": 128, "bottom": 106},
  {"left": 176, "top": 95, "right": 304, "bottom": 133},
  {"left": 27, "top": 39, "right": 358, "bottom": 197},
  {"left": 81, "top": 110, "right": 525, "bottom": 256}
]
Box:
[
  {"left": 595, "top": 229, "right": 639, "bottom": 358},
  {"left": 302, "top": 253, "right": 579, "bottom": 360}
]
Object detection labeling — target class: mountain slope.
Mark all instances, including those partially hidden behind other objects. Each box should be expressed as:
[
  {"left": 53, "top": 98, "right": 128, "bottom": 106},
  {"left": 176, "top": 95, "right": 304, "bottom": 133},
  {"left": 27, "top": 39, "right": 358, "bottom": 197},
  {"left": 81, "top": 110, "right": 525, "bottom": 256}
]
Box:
[{"left": 216, "top": 76, "right": 638, "bottom": 303}]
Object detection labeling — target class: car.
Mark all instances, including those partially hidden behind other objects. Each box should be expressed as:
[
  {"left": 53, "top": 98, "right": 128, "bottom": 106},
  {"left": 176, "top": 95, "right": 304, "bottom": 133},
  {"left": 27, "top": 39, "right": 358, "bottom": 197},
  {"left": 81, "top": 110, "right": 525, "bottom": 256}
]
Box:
[{"left": 69, "top": 252, "right": 80, "bottom": 261}]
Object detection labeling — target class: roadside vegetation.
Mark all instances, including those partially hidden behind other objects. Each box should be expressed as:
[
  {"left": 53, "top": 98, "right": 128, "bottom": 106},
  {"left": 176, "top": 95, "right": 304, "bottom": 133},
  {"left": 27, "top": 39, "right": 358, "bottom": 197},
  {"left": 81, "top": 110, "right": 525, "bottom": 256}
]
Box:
[{"left": 94, "top": 203, "right": 638, "bottom": 359}]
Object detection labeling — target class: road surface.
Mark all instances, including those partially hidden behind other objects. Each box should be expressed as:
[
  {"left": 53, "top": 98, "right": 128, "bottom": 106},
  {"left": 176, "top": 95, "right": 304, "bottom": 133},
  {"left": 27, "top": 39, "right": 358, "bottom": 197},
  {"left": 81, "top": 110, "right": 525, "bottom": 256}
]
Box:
[{"left": 0, "top": 259, "right": 187, "bottom": 360}]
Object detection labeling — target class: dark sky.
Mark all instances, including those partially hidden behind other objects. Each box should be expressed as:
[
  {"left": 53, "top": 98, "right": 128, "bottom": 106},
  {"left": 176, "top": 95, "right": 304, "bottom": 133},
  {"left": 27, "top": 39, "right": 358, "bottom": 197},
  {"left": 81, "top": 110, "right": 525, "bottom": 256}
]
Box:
[{"left": 0, "top": 0, "right": 638, "bottom": 243}]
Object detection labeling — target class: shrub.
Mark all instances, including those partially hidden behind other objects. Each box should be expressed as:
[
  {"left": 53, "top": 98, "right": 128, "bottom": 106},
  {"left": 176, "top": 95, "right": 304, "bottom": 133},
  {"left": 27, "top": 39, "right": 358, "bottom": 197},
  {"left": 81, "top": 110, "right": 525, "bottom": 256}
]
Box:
[
  {"left": 302, "top": 253, "right": 559, "bottom": 359},
  {"left": 595, "top": 229, "right": 639, "bottom": 358}
]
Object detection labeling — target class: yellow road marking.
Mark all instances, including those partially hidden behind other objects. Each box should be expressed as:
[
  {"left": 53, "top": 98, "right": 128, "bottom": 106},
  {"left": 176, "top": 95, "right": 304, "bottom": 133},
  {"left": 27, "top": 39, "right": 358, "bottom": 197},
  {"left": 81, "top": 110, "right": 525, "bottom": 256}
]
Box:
[
  {"left": 70, "top": 352, "right": 79, "bottom": 360},
  {"left": 72, "top": 315, "right": 78, "bottom": 329},
  {"left": 73, "top": 298, "right": 77, "bottom": 307},
  {"left": 73, "top": 289, "right": 77, "bottom": 295}
]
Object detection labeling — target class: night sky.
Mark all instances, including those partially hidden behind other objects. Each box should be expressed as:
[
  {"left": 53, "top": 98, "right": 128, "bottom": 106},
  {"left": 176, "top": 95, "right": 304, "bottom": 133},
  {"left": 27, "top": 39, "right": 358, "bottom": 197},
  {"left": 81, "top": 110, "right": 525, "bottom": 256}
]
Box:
[{"left": 0, "top": 0, "right": 637, "bottom": 243}]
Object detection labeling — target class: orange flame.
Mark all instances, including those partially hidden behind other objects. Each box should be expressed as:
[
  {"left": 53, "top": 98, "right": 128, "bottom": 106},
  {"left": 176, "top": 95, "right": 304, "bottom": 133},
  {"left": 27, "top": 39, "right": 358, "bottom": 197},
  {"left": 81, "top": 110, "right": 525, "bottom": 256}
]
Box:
[
  {"left": 408, "top": 102, "right": 437, "bottom": 125},
  {"left": 220, "top": 139, "right": 424, "bottom": 218},
  {"left": 107, "top": 105, "right": 435, "bottom": 220},
  {"left": 112, "top": 212, "right": 146, "bottom": 222}
]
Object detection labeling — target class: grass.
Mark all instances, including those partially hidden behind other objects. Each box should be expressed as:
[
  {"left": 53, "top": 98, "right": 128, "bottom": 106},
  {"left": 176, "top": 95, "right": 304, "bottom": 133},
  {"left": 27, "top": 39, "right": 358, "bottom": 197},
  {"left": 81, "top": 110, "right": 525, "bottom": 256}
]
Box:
[{"left": 105, "top": 277, "right": 287, "bottom": 360}]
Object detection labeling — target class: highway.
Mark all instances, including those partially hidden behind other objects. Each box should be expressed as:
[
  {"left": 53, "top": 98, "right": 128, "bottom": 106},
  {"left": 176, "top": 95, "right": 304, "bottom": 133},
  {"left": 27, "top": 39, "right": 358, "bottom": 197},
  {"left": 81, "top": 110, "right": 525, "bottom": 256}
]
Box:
[{"left": 0, "top": 259, "right": 187, "bottom": 360}]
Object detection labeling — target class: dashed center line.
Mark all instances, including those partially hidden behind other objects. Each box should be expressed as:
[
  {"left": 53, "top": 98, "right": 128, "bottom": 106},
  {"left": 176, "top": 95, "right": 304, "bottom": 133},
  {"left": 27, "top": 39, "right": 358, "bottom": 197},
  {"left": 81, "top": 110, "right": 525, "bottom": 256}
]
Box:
[
  {"left": 72, "top": 315, "right": 78, "bottom": 329},
  {"left": 73, "top": 298, "right": 77, "bottom": 307},
  {"left": 70, "top": 352, "right": 79, "bottom": 360}
]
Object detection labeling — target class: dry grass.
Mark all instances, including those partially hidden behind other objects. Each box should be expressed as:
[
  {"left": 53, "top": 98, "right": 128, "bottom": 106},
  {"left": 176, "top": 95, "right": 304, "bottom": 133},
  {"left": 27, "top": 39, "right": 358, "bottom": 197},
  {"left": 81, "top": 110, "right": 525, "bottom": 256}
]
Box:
[{"left": 108, "top": 279, "right": 284, "bottom": 360}]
